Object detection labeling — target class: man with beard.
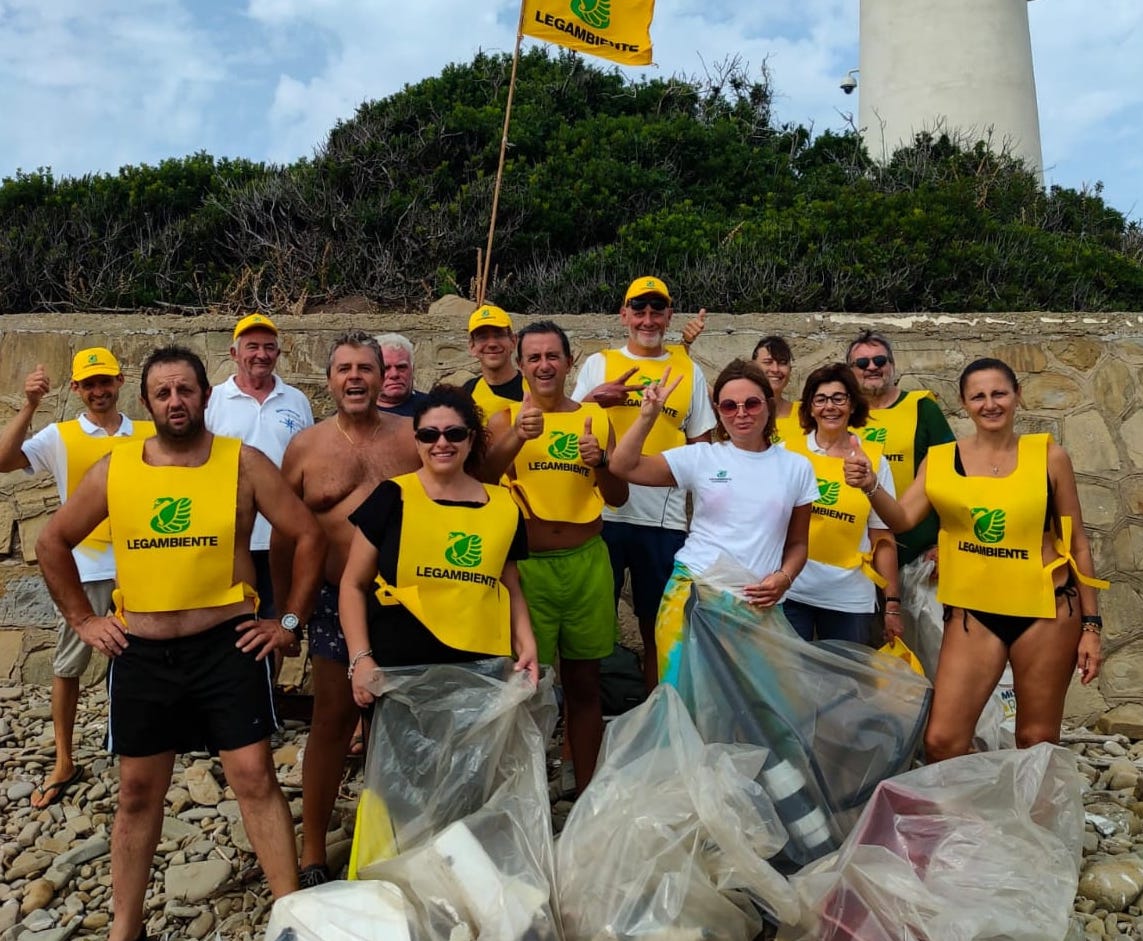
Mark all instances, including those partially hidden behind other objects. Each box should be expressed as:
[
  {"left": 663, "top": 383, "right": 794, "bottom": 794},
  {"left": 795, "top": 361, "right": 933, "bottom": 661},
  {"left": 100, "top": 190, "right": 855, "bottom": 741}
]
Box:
[
  {"left": 483, "top": 321, "right": 627, "bottom": 793},
  {"left": 36, "top": 346, "right": 324, "bottom": 941},
  {"left": 272, "top": 331, "right": 420, "bottom": 888},
  {"left": 572, "top": 277, "right": 717, "bottom": 688},
  {"left": 846, "top": 330, "right": 954, "bottom": 569},
  {"left": 206, "top": 313, "right": 313, "bottom": 617},
  {"left": 0, "top": 348, "right": 153, "bottom": 809}
]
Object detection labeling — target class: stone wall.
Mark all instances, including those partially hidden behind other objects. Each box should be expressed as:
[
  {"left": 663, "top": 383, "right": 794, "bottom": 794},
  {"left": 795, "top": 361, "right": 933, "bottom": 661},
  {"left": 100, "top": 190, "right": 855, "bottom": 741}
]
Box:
[{"left": 1, "top": 299, "right": 1140, "bottom": 722}]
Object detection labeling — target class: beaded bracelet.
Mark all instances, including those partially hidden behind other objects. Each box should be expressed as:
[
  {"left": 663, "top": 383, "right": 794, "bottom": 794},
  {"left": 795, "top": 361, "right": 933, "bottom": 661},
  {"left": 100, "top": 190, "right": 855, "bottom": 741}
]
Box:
[{"left": 347, "top": 648, "right": 374, "bottom": 679}]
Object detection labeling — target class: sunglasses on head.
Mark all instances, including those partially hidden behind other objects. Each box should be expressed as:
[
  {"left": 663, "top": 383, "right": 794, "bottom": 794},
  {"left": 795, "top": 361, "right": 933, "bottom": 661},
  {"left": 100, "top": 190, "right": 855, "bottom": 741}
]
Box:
[
  {"left": 717, "top": 396, "right": 766, "bottom": 417},
  {"left": 851, "top": 355, "right": 890, "bottom": 370},
  {"left": 628, "top": 297, "right": 669, "bottom": 312},
  {"left": 811, "top": 392, "right": 851, "bottom": 407},
  {"left": 414, "top": 425, "right": 471, "bottom": 444}
]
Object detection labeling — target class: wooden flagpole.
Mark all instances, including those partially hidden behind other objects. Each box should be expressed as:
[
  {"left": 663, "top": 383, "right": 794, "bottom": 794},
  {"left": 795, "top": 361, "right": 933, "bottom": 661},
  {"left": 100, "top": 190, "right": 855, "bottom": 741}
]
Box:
[{"left": 476, "top": 1, "right": 526, "bottom": 307}]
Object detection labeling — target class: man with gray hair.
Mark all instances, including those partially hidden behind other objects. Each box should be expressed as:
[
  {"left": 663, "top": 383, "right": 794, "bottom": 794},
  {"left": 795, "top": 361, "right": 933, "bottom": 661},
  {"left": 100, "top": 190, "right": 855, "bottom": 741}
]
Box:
[{"left": 374, "top": 332, "right": 429, "bottom": 417}]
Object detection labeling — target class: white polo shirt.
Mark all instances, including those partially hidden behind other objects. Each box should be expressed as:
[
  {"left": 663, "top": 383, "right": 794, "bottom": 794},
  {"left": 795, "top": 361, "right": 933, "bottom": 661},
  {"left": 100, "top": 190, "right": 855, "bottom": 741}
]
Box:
[{"left": 205, "top": 375, "right": 313, "bottom": 550}]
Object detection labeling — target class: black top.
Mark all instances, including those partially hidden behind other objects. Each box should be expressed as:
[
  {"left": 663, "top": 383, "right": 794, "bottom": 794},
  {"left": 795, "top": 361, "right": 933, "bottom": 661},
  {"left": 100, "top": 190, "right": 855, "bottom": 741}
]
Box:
[
  {"left": 377, "top": 389, "right": 430, "bottom": 418},
  {"left": 348, "top": 479, "right": 528, "bottom": 666},
  {"left": 461, "top": 372, "right": 525, "bottom": 401}
]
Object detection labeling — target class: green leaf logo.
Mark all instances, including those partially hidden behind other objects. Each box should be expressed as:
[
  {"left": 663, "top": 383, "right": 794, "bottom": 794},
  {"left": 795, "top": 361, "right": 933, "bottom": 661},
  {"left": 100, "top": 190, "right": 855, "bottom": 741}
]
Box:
[
  {"left": 150, "top": 497, "right": 192, "bottom": 535},
  {"left": 972, "top": 507, "right": 1006, "bottom": 544},
  {"left": 547, "top": 431, "right": 580, "bottom": 461},
  {"left": 716, "top": 469, "right": 728, "bottom": 479},
  {"left": 863, "top": 426, "right": 887, "bottom": 444},
  {"left": 445, "top": 531, "right": 483, "bottom": 568},
  {"left": 87, "top": 353, "right": 98, "bottom": 364},
  {"left": 569, "top": 0, "right": 610, "bottom": 29},
  {"left": 632, "top": 376, "right": 654, "bottom": 399},
  {"left": 816, "top": 478, "right": 841, "bottom": 506}
]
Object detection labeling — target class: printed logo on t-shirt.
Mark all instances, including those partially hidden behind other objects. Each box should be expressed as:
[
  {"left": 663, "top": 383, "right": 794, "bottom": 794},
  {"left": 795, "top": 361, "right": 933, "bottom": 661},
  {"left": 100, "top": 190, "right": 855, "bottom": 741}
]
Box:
[
  {"left": 150, "top": 497, "right": 192, "bottom": 535},
  {"left": 445, "top": 531, "right": 483, "bottom": 568},
  {"left": 815, "top": 478, "right": 841, "bottom": 506},
  {"left": 971, "top": 507, "right": 1006, "bottom": 544},
  {"left": 277, "top": 408, "right": 305, "bottom": 433},
  {"left": 708, "top": 469, "right": 730, "bottom": 483},
  {"left": 862, "top": 426, "right": 888, "bottom": 444}
]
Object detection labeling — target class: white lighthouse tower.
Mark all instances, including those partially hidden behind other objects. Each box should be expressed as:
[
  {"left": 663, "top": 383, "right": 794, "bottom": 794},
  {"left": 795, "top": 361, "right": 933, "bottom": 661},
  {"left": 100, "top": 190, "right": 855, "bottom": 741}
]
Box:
[{"left": 857, "top": 0, "right": 1043, "bottom": 177}]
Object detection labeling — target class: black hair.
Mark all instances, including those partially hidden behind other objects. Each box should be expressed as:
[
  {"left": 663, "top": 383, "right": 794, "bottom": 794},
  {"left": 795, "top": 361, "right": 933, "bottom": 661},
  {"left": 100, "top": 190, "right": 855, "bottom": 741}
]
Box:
[
  {"left": 752, "top": 335, "right": 792, "bottom": 364},
  {"left": 140, "top": 346, "right": 209, "bottom": 404},
  {"left": 516, "top": 320, "right": 571, "bottom": 359},
  {"left": 412, "top": 384, "right": 489, "bottom": 474},
  {"left": 799, "top": 363, "right": 869, "bottom": 432},
  {"left": 711, "top": 359, "right": 776, "bottom": 442},
  {"left": 959, "top": 358, "right": 1020, "bottom": 398},
  {"left": 845, "top": 330, "right": 895, "bottom": 365}
]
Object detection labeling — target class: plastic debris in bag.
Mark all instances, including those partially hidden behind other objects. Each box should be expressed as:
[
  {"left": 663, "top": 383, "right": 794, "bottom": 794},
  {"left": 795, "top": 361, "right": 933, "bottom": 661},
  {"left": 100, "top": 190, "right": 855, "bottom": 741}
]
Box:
[
  {"left": 780, "top": 742, "right": 1085, "bottom": 941},
  {"left": 671, "top": 557, "right": 932, "bottom": 866},
  {"left": 269, "top": 658, "right": 560, "bottom": 941},
  {"left": 556, "top": 684, "right": 801, "bottom": 941},
  {"left": 900, "top": 555, "right": 1016, "bottom": 751}
]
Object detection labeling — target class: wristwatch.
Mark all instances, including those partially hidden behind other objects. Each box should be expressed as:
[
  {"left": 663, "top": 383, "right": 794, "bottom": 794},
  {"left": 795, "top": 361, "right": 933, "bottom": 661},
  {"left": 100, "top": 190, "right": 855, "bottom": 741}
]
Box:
[{"left": 280, "top": 613, "right": 301, "bottom": 635}]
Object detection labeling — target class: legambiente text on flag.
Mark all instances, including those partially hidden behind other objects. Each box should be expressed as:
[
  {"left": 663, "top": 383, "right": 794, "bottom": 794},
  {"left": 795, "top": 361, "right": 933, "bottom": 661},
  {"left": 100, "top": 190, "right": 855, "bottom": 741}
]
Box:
[{"left": 520, "top": 0, "right": 654, "bottom": 66}]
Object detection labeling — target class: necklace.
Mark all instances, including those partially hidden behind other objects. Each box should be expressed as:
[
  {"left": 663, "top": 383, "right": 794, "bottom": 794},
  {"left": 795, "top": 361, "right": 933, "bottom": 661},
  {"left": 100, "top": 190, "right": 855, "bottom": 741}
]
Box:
[{"left": 336, "top": 415, "right": 380, "bottom": 446}]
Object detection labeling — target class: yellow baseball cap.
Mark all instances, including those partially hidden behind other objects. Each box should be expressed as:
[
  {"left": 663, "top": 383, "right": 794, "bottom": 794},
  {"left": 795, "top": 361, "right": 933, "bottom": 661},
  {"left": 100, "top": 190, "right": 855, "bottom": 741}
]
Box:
[
  {"left": 467, "top": 305, "right": 513, "bottom": 333},
  {"left": 232, "top": 313, "right": 279, "bottom": 342},
  {"left": 71, "top": 347, "right": 121, "bottom": 382},
  {"left": 624, "top": 276, "right": 672, "bottom": 304}
]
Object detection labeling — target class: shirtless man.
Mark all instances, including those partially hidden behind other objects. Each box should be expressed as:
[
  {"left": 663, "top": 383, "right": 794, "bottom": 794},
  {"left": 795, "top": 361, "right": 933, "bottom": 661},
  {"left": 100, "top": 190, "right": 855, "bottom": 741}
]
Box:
[
  {"left": 36, "top": 346, "right": 324, "bottom": 941},
  {"left": 272, "top": 331, "right": 420, "bottom": 888},
  {"left": 483, "top": 321, "right": 628, "bottom": 792}
]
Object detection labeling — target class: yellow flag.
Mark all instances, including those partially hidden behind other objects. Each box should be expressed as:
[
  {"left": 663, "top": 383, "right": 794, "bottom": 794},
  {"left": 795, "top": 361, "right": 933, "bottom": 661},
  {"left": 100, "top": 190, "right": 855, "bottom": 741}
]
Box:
[{"left": 520, "top": 0, "right": 654, "bottom": 66}]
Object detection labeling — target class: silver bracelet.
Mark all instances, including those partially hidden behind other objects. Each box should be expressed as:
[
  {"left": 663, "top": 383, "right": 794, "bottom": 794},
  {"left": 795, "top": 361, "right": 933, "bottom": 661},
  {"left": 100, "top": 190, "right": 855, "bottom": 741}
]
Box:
[
  {"left": 863, "top": 479, "right": 880, "bottom": 498},
  {"left": 347, "top": 649, "right": 374, "bottom": 679}
]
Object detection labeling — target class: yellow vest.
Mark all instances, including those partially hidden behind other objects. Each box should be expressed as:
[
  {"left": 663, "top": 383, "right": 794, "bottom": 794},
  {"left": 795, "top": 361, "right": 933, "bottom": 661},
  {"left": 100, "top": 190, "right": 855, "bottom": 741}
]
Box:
[
  {"left": 602, "top": 346, "right": 693, "bottom": 454},
  {"left": 58, "top": 418, "right": 155, "bottom": 551},
  {"left": 926, "top": 433, "right": 1108, "bottom": 617},
  {"left": 108, "top": 436, "right": 253, "bottom": 614},
  {"left": 506, "top": 403, "right": 610, "bottom": 523},
  {"left": 862, "top": 389, "right": 934, "bottom": 497},
  {"left": 374, "top": 473, "right": 517, "bottom": 656},
  {"left": 772, "top": 405, "right": 801, "bottom": 445},
  {"left": 784, "top": 435, "right": 888, "bottom": 588},
  {"left": 470, "top": 376, "right": 528, "bottom": 424}
]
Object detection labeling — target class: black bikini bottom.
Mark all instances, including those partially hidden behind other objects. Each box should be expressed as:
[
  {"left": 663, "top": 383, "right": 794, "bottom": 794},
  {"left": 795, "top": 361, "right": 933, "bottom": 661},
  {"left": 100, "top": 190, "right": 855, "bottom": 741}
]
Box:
[{"left": 945, "top": 571, "right": 1077, "bottom": 647}]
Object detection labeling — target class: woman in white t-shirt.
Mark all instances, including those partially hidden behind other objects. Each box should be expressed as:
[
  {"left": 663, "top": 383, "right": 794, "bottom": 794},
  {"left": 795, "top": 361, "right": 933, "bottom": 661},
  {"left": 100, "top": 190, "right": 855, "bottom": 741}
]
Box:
[
  {"left": 609, "top": 358, "right": 818, "bottom": 683},
  {"left": 781, "top": 363, "right": 901, "bottom": 645}
]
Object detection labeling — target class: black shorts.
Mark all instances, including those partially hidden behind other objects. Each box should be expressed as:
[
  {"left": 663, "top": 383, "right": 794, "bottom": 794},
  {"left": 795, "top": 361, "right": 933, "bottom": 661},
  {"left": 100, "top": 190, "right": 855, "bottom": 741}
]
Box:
[
  {"left": 602, "top": 520, "right": 686, "bottom": 621},
  {"left": 107, "top": 615, "right": 279, "bottom": 757}
]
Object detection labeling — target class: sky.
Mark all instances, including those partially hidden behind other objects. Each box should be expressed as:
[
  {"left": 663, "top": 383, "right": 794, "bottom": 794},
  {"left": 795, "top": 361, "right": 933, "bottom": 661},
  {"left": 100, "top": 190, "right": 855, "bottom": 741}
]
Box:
[{"left": 1, "top": 0, "right": 1140, "bottom": 222}]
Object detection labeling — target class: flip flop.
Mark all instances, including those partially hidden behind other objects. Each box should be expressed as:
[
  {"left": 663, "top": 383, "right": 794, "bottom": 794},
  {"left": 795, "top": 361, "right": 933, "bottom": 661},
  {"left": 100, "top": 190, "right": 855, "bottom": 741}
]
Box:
[{"left": 31, "top": 766, "right": 84, "bottom": 808}]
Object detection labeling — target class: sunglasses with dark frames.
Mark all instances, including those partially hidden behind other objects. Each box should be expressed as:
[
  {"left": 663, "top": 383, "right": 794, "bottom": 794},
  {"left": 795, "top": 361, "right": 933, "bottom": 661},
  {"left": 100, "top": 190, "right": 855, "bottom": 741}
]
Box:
[
  {"left": 717, "top": 396, "right": 766, "bottom": 416},
  {"left": 627, "top": 297, "right": 669, "bottom": 312},
  {"left": 811, "top": 392, "right": 851, "bottom": 407},
  {"left": 851, "top": 355, "right": 890, "bottom": 370},
  {"left": 414, "top": 425, "right": 471, "bottom": 444}
]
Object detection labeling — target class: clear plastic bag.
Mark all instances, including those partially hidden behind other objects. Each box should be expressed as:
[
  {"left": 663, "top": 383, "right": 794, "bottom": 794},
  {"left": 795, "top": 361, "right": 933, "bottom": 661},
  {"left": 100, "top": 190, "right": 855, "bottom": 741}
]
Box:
[
  {"left": 269, "top": 658, "right": 560, "bottom": 941},
  {"left": 556, "top": 683, "right": 801, "bottom": 940},
  {"left": 780, "top": 742, "right": 1085, "bottom": 941},
  {"left": 674, "top": 557, "right": 932, "bottom": 866}
]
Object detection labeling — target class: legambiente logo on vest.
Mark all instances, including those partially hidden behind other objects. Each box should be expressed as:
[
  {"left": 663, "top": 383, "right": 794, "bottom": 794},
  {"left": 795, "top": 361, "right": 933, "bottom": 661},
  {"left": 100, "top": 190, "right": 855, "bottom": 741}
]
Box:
[
  {"left": 528, "top": 432, "right": 591, "bottom": 477},
  {"left": 414, "top": 532, "right": 499, "bottom": 587},
  {"left": 811, "top": 478, "right": 855, "bottom": 524},
  {"left": 959, "top": 507, "right": 1029, "bottom": 559},
  {"left": 124, "top": 497, "right": 220, "bottom": 549}
]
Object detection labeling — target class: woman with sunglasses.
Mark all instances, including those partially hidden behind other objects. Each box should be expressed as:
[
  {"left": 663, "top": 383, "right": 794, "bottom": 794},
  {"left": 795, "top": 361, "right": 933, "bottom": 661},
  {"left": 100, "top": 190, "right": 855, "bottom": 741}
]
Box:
[
  {"left": 844, "top": 358, "right": 1107, "bottom": 761},
  {"left": 752, "top": 336, "right": 801, "bottom": 443},
  {"left": 339, "top": 384, "right": 539, "bottom": 708},
  {"left": 609, "top": 358, "right": 818, "bottom": 684},
  {"left": 781, "top": 364, "right": 900, "bottom": 644}
]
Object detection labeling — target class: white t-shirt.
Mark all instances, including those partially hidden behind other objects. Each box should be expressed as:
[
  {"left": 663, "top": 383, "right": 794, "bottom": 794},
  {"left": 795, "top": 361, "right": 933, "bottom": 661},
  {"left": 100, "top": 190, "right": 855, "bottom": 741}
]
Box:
[
  {"left": 205, "top": 375, "right": 314, "bottom": 550},
  {"left": 782, "top": 432, "right": 897, "bottom": 613},
  {"left": 572, "top": 349, "right": 717, "bottom": 531},
  {"left": 663, "top": 441, "right": 818, "bottom": 581},
  {"left": 22, "top": 413, "right": 144, "bottom": 582}
]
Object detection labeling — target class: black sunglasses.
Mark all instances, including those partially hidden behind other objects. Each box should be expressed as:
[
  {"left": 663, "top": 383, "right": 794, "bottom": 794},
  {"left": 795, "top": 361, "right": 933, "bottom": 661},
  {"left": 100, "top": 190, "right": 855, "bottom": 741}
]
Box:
[
  {"left": 628, "top": 297, "right": 669, "bottom": 312},
  {"left": 414, "top": 425, "right": 471, "bottom": 444},
  {"left": 851, "top": 355, "right": 890, "bottom": 370}
]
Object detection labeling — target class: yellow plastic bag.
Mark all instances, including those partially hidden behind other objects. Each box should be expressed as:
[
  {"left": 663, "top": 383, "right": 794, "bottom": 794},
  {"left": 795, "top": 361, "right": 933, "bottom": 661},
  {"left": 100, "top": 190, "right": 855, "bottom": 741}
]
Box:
[
  {"left": 877, "top": 637, "right": 925, "bottom": 676},
  {"left": 346, "top": 786, "right": 398, "bottom": 879}
]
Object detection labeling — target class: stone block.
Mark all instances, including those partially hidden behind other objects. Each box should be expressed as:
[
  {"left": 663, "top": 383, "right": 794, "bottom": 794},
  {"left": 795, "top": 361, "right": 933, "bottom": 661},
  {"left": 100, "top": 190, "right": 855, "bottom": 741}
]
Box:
[
  {"left": 1122, "top": 410, "right": 1143, "bottom": 469},
  {"left": 1064, "top": 674, "right": 1107, "bottom": 728},
  {"left": 1093, "top": 357, "right": 1135, "bottom": 417},
  {"left": 993, "top": 342, "right": 1047, "bottom": 375},
  {"left": 1098, "top": 702, "right": 1143, "bottom": 738},
  {"left": 1056, "top": 338, "right": 1102, "bottom": 371},
  {"left": 0, "top": 576, "right": 59, "bottom": 629},
  {"left": 1099, "top": 582, "right": 1143, "bottom": 648},
  {"left": 1063, "top": 410, "right": 1120, "bottom": 472},
  {"left": 1019, "top": 373, "right": 1082, "bottom": 411},
  {"left": 16, "top": 516, "right": 51, "bottom": 563},
  {"left": 1112, "top": 340, "right": 1143, "bottom": 367},
  {"left": 427, "top": 294, "right": 478, "bottom": 320},
  {"left": 0, "top": 629, "right": 23, "bottom": 681},
  {"left": 1111, "top": 525, "right": 1143, "bottom": 574},
  {"left": 1099, "top": 647, "right": 1143, "bottom": 705},
  {"left": 1077, "top": 480, "right": 1119, "bottom": 530}
]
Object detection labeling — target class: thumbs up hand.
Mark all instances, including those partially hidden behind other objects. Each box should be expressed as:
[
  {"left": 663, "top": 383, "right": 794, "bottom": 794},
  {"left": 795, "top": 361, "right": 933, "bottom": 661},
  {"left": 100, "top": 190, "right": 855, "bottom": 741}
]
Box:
[
  {"left": 514, "top": 392, "right": 544, "bottom": 442},
  {"left": 579, "top": 413, "right": 605, "bottom": 468},
  {"left": 681, "top": 308, "right": 707, "bottom": 347},
  {"left": 843, "top": 436, "right": 875, "bottom": 492}
]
